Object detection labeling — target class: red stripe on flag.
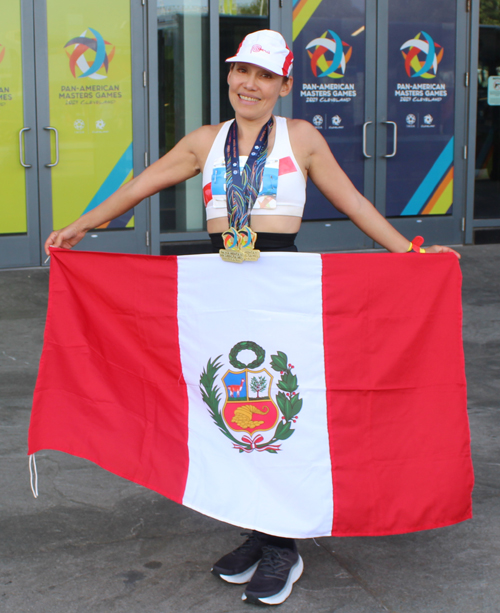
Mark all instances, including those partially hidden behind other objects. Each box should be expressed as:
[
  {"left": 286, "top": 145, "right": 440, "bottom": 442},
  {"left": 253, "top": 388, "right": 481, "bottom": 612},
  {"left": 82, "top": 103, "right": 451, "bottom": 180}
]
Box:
[
  {"left": 28, "top": 249, "right": 190, "bottom": 503},
  {"left": 321, "top": 253, "right": 473, "bottom": 536}
]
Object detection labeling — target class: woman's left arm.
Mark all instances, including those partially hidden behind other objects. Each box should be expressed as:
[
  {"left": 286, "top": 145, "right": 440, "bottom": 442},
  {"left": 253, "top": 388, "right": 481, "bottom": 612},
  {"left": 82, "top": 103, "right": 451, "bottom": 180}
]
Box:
[{"left": 292, "top": 121, "right": 460, "bottom": 258}]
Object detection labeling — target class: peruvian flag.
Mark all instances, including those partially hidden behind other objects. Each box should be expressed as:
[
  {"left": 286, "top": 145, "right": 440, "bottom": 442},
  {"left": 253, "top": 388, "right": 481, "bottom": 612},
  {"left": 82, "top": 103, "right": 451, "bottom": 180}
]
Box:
[{"left": 29, "top": 248, "right": 473, "bottom": 538}]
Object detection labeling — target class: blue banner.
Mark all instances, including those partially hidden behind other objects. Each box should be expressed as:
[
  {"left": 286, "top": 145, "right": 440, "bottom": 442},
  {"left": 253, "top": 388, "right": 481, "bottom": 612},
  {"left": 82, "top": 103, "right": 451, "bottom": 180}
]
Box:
[
  {"left": 385, "top": 2, "right": 456, "bottom": 216},
  {"left": 292, "top": 1, "right": 366, "bottom": 221}
]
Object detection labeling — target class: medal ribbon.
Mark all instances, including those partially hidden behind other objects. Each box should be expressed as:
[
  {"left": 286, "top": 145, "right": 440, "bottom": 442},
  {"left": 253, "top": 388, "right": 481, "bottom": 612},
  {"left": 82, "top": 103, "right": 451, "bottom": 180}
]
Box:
[{"left": 224, "top": 118, "right": 273, "bottom": 230}]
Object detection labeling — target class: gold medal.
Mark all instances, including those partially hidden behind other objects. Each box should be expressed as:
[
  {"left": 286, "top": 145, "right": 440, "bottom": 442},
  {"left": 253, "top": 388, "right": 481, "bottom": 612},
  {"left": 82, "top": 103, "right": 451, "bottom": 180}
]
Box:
[{"left": 219, "top": 225, "right": 260, "bottom": 263}]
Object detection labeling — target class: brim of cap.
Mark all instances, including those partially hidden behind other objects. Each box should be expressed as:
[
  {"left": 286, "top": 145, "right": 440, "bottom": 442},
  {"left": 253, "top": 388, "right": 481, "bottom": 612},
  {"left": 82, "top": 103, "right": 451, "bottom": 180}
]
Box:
[{"left": 225, "top": 53, "right": 289, "bottom": 77}]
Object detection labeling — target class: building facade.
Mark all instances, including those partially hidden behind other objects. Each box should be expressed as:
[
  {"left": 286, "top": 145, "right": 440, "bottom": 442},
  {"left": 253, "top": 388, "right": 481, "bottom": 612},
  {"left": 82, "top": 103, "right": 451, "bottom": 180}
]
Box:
[{"left": 0, "top": 0, "right": 498, "bottom": 267}]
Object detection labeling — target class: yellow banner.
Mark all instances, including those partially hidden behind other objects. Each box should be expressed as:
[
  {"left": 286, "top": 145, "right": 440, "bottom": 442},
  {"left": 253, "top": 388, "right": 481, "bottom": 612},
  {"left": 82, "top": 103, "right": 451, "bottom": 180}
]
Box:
[
  {"left": 0, "top": 0, "right": 27, "bottom": 235},
  {"left": 47, "top": 0, "right": 134, "bottom": 230},
  {"left": 293, "top": 0, "right": 324, "bottom": 41}
]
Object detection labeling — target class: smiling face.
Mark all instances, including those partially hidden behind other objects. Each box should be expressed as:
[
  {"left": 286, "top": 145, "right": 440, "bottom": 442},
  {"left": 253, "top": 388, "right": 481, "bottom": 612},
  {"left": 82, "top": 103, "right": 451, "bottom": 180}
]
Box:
[{"left": 227, "top": 62, "right": 292, "bottom": 122}]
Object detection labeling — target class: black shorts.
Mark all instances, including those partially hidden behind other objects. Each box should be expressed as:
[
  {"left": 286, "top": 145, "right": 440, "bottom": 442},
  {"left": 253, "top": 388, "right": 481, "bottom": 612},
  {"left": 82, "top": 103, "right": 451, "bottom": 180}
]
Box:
[{"left": 209, "top": 231, "right": 298, "bottom": 253}]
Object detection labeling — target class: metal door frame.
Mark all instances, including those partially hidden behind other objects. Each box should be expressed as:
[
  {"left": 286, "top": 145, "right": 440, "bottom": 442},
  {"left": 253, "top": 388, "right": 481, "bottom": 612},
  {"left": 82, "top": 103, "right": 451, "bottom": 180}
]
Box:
[
  {"left": 0, "top": 0, "right": 40, "bottom": 269},
  {"left": 464, "top": 0, "right": 478, "bottom": 245}
]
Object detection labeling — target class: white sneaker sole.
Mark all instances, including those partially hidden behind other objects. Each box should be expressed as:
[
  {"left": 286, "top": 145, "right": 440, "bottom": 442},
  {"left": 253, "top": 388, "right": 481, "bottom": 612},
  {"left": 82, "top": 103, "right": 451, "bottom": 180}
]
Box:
[
  {"left": 241, "top": 555, "right": 304, "bottom": 605},
  {"left": 213, "top": 560, "right": 260, "bottom": 584}
]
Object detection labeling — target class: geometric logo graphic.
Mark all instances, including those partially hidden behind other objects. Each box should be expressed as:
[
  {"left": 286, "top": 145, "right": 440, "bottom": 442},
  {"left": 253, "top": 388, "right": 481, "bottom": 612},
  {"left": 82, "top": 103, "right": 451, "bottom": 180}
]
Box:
[
  {"left": 401, "top": 137, "right": 454, "bottom": 216},
  {"left": 406, "top": 113, "right": 416, "bottom": 125},
  {"left": 74, "top": 119, "right": 85, "bottom": 130},
  {"left": 64, "top": 28, "right": 115, "bottom": 80},
  {"left": 400, "top": 31, "right": 443, "bottom": 79},
  {"left": 0, "top": 44, "right": 5, "bottom": 65},
  {"left": 305, "top": 30, "right": 352, "bottom": 79},
  {"left": 331, "top": 115, "right": 341, "bottom": 126},
  {"left": 95, "top": 119, "right": 106, "bottom": 129},
  {"left": 200, "top": 342, "right": 302, "bottom": 454},
  {"left": 423, "top": 114, "right": 434, "bottom": 125},
  {"left": 312, "top": 114, "right": 323, "bottom": 127}
]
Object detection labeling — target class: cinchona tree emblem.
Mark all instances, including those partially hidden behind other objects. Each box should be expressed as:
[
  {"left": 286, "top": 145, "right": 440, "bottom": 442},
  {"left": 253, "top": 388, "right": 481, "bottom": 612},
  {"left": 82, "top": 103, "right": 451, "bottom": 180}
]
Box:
[{"left": 199, "top": 341, "right": 303, "bottom": 453}]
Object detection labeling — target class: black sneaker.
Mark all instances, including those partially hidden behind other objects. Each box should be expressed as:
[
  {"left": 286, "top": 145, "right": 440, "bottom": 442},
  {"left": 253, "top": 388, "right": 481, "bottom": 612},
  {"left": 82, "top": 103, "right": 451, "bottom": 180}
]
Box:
[
  {"left": 242, "top": 544, "right": 304, "bottom": 606},
  {"left": 211, "top": 532, "right": 269, "bottom": 584}
]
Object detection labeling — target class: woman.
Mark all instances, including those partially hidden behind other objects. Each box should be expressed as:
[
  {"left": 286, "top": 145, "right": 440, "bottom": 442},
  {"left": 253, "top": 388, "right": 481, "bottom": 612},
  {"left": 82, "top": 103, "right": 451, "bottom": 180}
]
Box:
[{"left": 45, "top": 30, "right": 460, "bottom": 606}]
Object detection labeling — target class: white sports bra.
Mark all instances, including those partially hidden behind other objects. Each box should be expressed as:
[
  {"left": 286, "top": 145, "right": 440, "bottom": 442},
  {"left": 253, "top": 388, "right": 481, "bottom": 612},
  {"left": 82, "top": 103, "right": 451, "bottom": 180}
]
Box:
[{"left": 203, "top": 116, "right": 307, "bottom": 220}]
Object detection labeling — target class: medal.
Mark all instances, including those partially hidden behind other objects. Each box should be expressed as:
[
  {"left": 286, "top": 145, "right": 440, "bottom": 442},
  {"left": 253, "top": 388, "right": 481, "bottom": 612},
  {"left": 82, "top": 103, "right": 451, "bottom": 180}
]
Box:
[
  {"left": 219, "top": 226, "right": 259, "bottom": 263},
  {"left": 219, "top": 118, "right": 273, "bottom": 263}
]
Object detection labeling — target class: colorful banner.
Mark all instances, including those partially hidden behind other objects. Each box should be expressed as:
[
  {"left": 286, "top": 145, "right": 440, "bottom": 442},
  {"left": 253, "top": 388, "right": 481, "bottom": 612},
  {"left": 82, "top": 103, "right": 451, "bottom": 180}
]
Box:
[
  {"left": 293, "top": 1, "right": 457, "bottom": 220},
  {"left": 386, "top": 2, "right": 456, "bottom": 216},
  {"left": 47, "top": 0, "right": 134, "bottom": 230},
  {"left": 0, "top": 0, "right": 28, "bottom": 235},
  {"left": 292, "top": 0, "right": 324, "bottom": 41},
  {"left": 292, "top": 0, "right": 365, "bottom": 220},
  {"left": 30, "top": 249, "right": 473, "bottom": 538}
]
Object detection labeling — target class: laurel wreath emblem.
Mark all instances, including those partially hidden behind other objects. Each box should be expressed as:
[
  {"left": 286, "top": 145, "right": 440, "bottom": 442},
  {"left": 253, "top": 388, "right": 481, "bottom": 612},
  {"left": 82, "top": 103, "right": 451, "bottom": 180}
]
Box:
[{"left": 199, "top": 342, "right": 303, "bottom": 453}]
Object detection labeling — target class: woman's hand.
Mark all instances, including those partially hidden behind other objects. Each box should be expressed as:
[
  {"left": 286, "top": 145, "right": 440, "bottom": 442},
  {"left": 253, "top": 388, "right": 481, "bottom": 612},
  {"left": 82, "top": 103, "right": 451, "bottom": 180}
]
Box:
[
  {"left": 44, "top": 221, "right": 88, "bottom": 256},
  {"left": 424, "top": 245, "right": 461, "bottom": 259}
]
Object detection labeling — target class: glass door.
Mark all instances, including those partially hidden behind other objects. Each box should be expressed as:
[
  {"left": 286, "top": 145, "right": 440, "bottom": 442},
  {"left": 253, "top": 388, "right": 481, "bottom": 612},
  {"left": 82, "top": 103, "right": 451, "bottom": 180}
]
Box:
[
  {"left": 292, "top": 0, "right": 375, "bottom": 251},
  {"left": 471, "top": 4, "right": 500, "bottom": 244},
  {"left": 0, "top": 0, "right": 149, "bottom": 269},
  {"left": 156, "top": 0, "right": 210, "bottom": 251},
  {"left": 291, "top": 0, "right": 467, "bottom": 252},
  {"left": 379, "top": 0, "right": 465, "bottom": 246}
]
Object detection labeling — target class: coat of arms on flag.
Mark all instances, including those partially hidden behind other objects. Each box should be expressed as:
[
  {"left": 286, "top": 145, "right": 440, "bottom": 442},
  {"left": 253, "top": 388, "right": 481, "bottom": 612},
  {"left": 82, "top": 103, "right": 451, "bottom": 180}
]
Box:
[{"left": 200, "top": 341, "right": 302, "bottom": 453}]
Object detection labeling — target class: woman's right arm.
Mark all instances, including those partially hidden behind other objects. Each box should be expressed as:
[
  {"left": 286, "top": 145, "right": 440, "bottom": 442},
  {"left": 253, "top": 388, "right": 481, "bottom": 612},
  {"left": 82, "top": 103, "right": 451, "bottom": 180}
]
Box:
[{"left": 44, "top": 126, "right": 213, "bottom": 255}]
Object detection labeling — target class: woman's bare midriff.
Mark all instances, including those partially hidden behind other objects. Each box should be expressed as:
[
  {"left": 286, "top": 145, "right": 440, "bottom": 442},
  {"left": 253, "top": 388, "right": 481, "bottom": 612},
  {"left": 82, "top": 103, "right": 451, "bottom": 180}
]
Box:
[{"left": 207, "top": 215, "right": 302, "bottom": 235}]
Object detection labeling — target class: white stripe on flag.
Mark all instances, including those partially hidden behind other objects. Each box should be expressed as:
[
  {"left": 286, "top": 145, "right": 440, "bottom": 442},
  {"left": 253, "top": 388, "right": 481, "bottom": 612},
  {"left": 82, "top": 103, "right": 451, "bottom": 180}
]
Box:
[{"left": 177, "top": 253, "right": 334, "bottom": 538}]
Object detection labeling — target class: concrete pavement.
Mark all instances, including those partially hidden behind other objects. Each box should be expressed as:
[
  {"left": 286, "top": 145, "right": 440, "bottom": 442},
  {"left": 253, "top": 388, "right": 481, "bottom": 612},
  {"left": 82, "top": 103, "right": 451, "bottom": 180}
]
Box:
[{"left": 1, "top": 245, "right": 499, "bottom": 613}]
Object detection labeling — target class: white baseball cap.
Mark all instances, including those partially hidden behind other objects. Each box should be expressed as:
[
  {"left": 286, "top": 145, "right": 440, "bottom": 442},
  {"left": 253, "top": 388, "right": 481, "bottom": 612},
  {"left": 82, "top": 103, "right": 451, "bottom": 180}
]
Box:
[{"left": 225, "top": 30, "right": 294, "bottom": 77}]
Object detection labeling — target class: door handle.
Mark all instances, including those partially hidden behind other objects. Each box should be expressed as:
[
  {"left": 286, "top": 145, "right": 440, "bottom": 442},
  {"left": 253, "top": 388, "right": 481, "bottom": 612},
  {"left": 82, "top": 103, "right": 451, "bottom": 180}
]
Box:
[
  {"left": 383, "top": 121, "right": 397, "bottom": 158},
  {"left": 362, "top": 121, "right": 373, "bottom": 158},
  {"left": 19, "top": 127, "right": 32, "bottom": 168},
  {"left": 44, "top": 126, "right": 59, "bottom": 167}
]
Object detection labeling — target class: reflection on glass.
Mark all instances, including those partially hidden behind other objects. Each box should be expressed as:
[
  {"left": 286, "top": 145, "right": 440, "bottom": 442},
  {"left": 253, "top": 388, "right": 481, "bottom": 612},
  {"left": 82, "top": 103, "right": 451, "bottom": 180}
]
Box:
[
  {"left": 219, "top": 0, "right": 268, "bottom": 16},
  {"left": 474, "top": 5, "right": 500, "bottom": 220},
  {"left": 158, "top": 0, "right": 210, "bottom": 233},
  {"left": 219, "top": 2, "right": 269, "bottom": 121}
]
